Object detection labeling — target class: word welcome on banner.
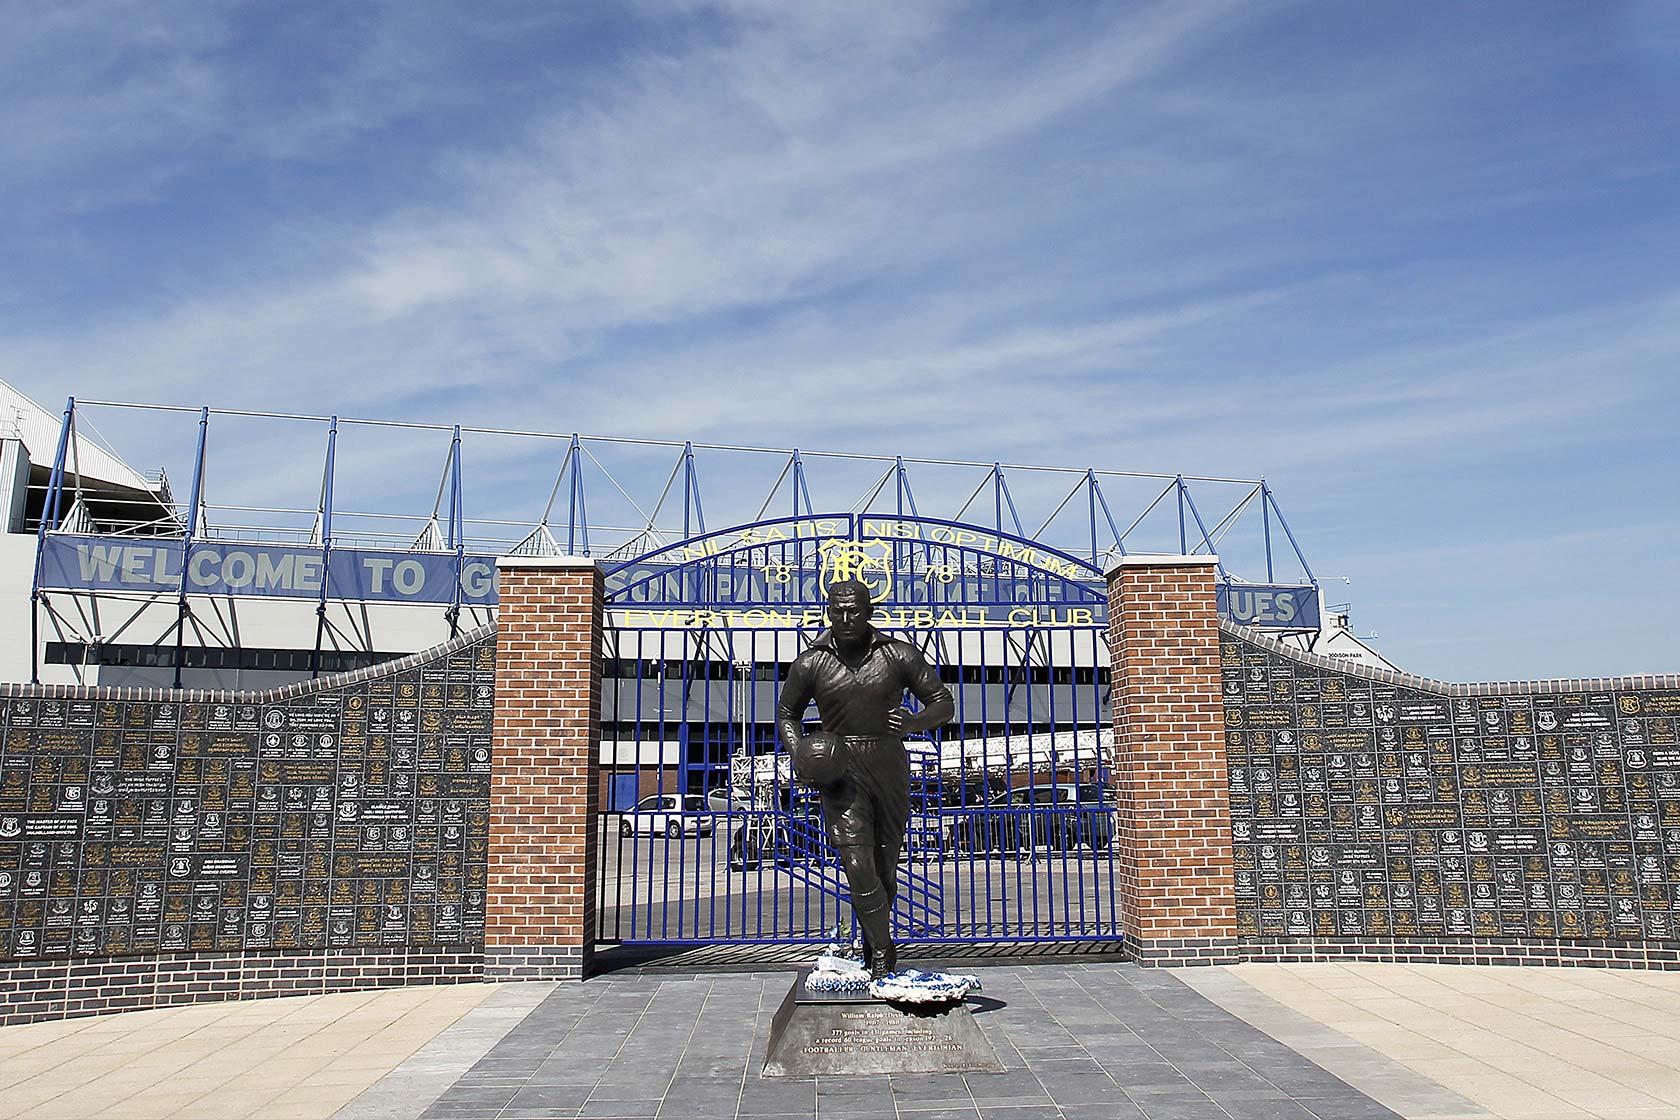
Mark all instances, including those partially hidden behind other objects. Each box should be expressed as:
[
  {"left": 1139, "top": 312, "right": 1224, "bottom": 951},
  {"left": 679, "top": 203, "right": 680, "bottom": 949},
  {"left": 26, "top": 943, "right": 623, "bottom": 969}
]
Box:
[{"left": 38, "top": 534, "right": 498, "bottom": 606}]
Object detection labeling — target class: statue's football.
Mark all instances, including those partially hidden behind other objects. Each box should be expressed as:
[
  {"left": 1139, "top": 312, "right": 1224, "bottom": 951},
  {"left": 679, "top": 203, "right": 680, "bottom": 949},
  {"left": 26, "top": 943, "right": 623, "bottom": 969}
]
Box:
[{"left": 793, "top": 731, "right": 846, "bottom": 789}]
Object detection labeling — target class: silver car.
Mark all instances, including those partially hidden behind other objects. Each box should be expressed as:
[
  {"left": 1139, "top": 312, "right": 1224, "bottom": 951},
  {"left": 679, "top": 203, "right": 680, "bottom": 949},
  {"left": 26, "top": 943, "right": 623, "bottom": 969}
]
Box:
[{"left": 618, "top": 794, "right": 716, "bottom": 838}]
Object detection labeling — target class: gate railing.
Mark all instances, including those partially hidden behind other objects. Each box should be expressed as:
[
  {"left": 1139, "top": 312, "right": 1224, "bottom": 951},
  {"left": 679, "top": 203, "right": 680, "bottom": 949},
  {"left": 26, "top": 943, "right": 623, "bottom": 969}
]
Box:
[{"left": 595, "top": 619, "right": 1121, "bottom": 946}]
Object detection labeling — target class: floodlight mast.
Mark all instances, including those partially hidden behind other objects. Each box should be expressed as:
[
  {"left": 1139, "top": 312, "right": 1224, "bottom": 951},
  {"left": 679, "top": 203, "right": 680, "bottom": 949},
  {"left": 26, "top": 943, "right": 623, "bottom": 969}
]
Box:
[
  {"left": 171, "top": 407, "right": 209, "bottom": 689},
  {"left": 447, "top": 424, "right": 464, "bottom": 639},
  {"left": 310, "top": 416, "right": 339, "bottom": 678},
  {"left": 29, "top": 397, "right": 75, "bottom": 685}
]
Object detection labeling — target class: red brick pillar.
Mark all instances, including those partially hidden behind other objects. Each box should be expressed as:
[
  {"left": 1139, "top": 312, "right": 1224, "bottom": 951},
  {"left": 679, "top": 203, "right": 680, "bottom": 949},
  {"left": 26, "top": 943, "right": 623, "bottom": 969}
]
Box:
[
  {"left": 487, "top": 556, "right": 603, "bottom": 979},
  {"left": 1106, "top": 556, "right": 1237, "bottom": 965}
]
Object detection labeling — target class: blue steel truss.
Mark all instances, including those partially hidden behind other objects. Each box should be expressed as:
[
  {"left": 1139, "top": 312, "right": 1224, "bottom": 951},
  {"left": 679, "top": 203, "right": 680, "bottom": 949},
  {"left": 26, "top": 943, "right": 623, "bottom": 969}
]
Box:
[{"left": 28, "top": 397, "right": 1320, "bottom": 683}]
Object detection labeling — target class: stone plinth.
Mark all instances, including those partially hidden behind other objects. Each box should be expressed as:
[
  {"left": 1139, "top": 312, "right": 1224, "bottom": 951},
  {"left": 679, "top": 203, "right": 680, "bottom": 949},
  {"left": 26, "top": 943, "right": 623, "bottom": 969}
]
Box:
[{"left": 762, "top": 969, "right": 1004, "bottom": 1078}]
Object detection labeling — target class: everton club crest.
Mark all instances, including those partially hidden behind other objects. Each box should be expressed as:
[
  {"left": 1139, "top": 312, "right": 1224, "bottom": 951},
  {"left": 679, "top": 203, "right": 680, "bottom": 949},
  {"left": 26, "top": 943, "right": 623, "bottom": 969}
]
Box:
[{"left": 817, "top": 538, "right": 894, "bottom": 603}]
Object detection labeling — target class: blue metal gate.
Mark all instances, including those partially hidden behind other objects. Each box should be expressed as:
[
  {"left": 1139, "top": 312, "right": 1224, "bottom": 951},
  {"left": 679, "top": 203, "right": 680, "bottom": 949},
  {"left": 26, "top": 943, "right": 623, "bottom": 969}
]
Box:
[{"left": 594, "top": 514, "right": 1121, "bottom": 946}]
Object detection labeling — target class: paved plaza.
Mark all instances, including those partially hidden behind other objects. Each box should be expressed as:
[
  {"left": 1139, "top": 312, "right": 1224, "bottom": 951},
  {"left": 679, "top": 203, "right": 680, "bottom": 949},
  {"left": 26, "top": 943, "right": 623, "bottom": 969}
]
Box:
[{"left": 2, "top": 962, "right": 1680, "bottom": 1119}]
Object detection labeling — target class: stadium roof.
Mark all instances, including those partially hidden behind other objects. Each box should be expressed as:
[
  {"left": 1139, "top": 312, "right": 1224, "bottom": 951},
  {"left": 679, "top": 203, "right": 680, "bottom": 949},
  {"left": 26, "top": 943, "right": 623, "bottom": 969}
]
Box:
[{"left": 0, "top": 381, "right": 156, "bottom": 494}]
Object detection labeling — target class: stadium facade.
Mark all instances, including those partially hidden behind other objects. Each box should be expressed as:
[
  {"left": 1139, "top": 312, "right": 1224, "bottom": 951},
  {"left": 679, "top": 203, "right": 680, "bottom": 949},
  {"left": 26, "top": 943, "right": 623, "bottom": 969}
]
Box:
[{"left": 9, "top": 384, "right": 1390, "bottom": 803}]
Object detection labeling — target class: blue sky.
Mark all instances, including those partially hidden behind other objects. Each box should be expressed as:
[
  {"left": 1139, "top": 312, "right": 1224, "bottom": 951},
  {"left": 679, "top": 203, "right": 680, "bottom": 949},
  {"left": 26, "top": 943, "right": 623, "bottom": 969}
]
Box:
[{"left": 3, "top": 1, "right": 1677, "bottom": 681}]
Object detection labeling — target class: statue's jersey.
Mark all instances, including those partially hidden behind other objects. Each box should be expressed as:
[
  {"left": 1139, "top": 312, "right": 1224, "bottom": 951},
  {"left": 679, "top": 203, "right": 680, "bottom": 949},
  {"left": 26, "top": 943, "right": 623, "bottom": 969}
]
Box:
[
  {"left": 776, "top": 630, "right": 950, "bottom": 738},
  {"left": 776, "top": 628, "right": 953, "bottom": 852}
]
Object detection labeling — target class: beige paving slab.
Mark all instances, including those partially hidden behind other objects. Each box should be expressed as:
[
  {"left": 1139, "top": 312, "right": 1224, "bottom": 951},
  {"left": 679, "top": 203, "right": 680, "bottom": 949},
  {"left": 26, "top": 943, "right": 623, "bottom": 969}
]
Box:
[
  {"left": 254, "top": 1085, "right": 368, "bottom": 1119},
  {"left": 1218, "top": 961, "right": 1680, "bottom": 1120},
  {"left": 98, "top": 1087, "right": 217, "bottom": 1115},
  {"left": 168, "top": 1088, "right": 289, "bottom": 1120},
  {"left": 0, "top": 982, "right": 507, "bottom": 1120}
]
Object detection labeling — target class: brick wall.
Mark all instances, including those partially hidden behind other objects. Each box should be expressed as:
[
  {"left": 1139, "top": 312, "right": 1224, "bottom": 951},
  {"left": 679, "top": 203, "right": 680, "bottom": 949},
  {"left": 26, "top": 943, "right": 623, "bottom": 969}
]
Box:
[
  {"left": 487, "top": 557, "right": 603, "bottom": 980},
  {"left": 1107, "top": 556, "right": 1237, "bottom": 965},
  {"left": 0, "top": 947, "right": 482, "bottom": 1026}
]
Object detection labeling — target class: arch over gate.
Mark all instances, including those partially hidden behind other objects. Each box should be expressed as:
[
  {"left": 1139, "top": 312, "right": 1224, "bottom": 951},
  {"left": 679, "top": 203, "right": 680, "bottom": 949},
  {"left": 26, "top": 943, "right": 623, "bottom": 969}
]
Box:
[{"left": 593, "top": 515, "right": 1121, "bottom": 947}]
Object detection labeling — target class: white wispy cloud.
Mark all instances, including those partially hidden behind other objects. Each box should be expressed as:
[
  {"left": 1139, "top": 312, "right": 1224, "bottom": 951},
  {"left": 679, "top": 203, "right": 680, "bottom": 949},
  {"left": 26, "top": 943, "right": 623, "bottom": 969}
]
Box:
[
  {"left": 3, "top": 1, "right": 1677, "bottom": 678},
  {"left": 5, "top": 3, "right": 1246, "bottom": 380}
]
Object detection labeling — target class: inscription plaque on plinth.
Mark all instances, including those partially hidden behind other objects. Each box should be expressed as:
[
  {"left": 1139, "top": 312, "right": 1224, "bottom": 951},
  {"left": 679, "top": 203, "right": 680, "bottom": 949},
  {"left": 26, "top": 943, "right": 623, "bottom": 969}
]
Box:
[{"left": 762, "top": 968, "right": 1004, "bottom": 1078}]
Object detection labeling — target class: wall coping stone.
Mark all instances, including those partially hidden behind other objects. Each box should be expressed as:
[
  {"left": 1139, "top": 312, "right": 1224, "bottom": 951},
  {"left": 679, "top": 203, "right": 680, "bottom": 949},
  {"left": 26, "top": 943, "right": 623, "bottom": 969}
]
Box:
[
  {"left": 0, "top": 623, "right": 495, "bottom": 704},
  {"left": 1222, "top": 619, "right": 1680, "bottom": 696},
  {"left": 495, "top": 555, "right": 599, "bottom": 570},
  {"left": 1105, "top": 554, "right": 1220, "bottom": 575}
]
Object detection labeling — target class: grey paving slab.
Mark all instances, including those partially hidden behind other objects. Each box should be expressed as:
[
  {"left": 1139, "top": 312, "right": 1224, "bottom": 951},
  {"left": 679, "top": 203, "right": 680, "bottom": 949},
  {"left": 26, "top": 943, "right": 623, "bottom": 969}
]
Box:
[
  {"left": 356, "top": 963, "right": 1425, "bottom": 1120},
  {"left": 578, "top": 1099, "right": 666, "bottom": 1117},
  {"left": 1057, "top": 1105, "right": 1147, "bottom": 1120}
]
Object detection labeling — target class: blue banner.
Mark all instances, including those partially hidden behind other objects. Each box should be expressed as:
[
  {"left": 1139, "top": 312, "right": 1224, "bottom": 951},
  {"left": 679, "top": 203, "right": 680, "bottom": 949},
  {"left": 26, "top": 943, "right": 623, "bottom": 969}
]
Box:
[
  {"left": 38, "top": 532, "right": 1319, "bottom": 628},
  {"left": 37, "top": 535, "right": 498, "bottom": 606},
  {"left": 1218, "top": 583, "right": 1319, "bottom": 629}
]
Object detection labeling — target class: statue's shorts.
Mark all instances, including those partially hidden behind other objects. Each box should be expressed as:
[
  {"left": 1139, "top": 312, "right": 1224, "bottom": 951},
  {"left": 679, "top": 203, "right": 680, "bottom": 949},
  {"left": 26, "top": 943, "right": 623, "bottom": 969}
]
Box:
[{"left": 820, "top": 736, "right": 911, "bottom": 918}]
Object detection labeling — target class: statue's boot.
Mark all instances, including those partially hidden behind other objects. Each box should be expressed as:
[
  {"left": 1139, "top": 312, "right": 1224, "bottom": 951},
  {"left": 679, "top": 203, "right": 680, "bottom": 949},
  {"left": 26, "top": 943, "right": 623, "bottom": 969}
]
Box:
[{"left": 853, "top": 887, "right": 897, "bottom": 980}]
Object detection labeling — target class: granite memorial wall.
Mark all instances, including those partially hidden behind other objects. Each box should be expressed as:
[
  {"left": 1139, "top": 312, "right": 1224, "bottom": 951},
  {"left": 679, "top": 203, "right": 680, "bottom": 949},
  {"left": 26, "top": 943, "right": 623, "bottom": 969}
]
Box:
[
  {"left": 0, "top": 626, "right": 495, "bottom": 1021},
  {"left": 1223, "top": 623, "right": 1680, "bottom": 965}
]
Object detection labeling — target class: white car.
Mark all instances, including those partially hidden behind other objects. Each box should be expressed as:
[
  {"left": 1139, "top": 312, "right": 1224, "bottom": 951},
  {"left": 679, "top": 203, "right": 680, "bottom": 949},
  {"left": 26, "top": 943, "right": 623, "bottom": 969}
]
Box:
[
  {"left": 707, "top": 787, "right": 753, "bottom": 812},
  {"left": 619, "top": 794, "right": 715, "bottom": 838}
]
